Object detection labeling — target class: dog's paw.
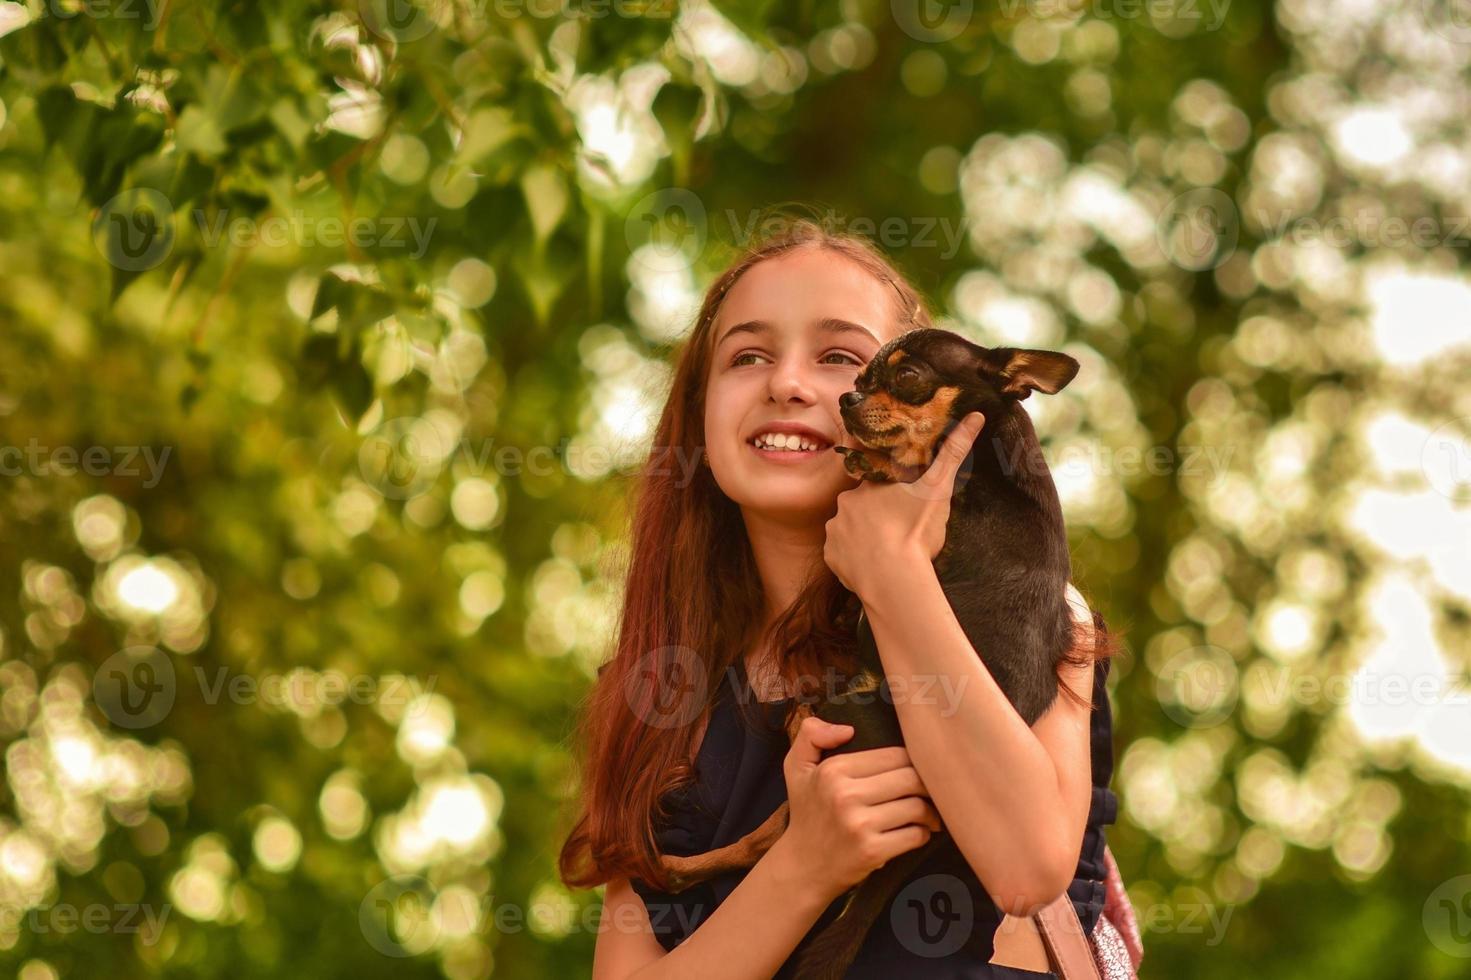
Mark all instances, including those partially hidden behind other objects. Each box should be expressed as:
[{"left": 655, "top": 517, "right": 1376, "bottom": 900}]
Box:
[{"left": 835, "top": 445, "right": 876, "bottom": 477}]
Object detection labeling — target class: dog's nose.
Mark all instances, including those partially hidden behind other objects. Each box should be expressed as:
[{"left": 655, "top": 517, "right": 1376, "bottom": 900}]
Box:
[{"left": 839, "top": 391, "right": 864, "bottom": 410}]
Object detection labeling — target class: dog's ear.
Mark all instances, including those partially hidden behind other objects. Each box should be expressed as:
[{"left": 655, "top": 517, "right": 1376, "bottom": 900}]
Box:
[{"left": 984, "top": 348, "right": 1079, "bottom": 400}]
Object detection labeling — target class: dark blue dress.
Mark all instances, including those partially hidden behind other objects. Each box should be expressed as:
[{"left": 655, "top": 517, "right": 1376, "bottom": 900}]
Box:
[{"left": 630, "top": 656, "right": 1118, "bottom": 978}]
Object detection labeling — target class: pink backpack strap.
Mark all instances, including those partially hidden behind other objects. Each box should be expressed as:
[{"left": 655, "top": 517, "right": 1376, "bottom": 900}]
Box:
[
  {"left": 1035, "top": 892, "right": 1102, "bottom": 980},
  {"left": 1098, "top": 844, "right": 1144, "bottom": 974}
]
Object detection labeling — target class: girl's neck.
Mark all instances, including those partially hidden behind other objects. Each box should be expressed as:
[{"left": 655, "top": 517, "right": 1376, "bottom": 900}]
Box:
[{"left": 743, "top": 641, "right": 788, "bottom": 703}]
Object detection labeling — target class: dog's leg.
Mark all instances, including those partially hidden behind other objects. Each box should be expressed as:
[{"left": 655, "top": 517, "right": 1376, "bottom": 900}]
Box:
[
  {"left": 785, "top": 699, "right": 814, "bottom": 741},
  {"left": 659, "top": 801, "right": 791, "bottom": 892},
  {"left": 659, "top": 702, "right": 814, "bottom": 892}
]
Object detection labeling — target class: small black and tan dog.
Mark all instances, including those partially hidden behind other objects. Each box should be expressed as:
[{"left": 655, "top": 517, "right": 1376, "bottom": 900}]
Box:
[{"left": 658, "top": 328, "right": 1088, "bottom": 978}]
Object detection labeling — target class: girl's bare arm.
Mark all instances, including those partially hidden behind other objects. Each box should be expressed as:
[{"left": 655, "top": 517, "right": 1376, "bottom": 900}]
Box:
[
  {"left": 594, "top": 716, "right": 940, "bottom": 980},
  {"left": 591, "top": 837, "right": 832, "bottom": 980},
  {"left": 860, "top": 568, "right": 1097, "bottom": 917}
]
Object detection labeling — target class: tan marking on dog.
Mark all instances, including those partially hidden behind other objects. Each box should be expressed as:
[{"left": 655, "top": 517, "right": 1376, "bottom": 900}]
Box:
[
  {"left": 849, "top": 391, "right": 907, "bottom": 447},
  {"left": 659, "top": 801, "right": 790, "bottom": 892},
  {"left": 845, "top": 670, "right": 882, "bottom": 695},
  {"left": 886, "top": 349, "right": 906, "bottom": 368},
  {"left": 888, "top": 386, "right": 962, "bottom": 471}
]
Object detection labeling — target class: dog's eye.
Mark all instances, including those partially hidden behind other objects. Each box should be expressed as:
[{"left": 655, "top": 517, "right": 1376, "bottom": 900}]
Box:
[{"left": 895, "top": 366, "right": 921, "bottom": 384}]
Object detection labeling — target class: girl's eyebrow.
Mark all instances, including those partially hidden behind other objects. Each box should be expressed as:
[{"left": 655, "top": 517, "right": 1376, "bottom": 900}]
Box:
[{"left": 715, "top": 317, "right": 880, "bottom": 350}]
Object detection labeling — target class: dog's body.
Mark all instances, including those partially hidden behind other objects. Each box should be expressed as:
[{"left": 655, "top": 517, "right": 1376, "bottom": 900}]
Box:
[{"left": 657, "top": 330, "right": 1084, "bottom": 978}]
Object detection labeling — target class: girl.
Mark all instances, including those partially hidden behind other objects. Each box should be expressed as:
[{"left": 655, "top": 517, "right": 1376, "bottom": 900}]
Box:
[{"left": 560, "top": 217, "right": 1119, "bottom": 978}]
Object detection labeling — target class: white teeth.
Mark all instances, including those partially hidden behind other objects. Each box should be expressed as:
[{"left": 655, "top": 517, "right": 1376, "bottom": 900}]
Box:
[{"left": 752, "top": 432, "right": 822, "bottom": 451}]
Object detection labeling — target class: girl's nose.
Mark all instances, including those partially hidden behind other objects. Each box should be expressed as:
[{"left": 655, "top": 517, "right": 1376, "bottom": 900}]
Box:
[{"left": 768, "top": 359, "right": 817, "bottom": 402}]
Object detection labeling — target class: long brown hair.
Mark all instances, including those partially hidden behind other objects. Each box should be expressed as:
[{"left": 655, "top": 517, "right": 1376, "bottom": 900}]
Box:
[{"left": 557, "top": 211, "right": 1118, "bottom": 891}]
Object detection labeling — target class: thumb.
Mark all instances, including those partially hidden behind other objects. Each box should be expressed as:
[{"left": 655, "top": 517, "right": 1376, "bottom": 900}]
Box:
[
  {"left": 911, "top": 411, "right": 985, "bottom": 500},
  {"left": 789, "top": 716, "right": 853, "bottom": 767}
]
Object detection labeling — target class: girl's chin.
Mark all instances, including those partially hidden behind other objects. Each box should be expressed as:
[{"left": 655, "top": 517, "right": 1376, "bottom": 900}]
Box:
[{"left": 732, "top": 475, "right": 845, "bottom": 514}]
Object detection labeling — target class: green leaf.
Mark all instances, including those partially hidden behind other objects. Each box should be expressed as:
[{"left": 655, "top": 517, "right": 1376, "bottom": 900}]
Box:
[
  {"left": 652, "top": 84, "right": 702, "bottom": 148},
  {"left": 707, "top": 0, "right": 777, "bottom": 42},
  {"left": 268, "top": 97, "right": 313, "bottom": 151},
  {"left": 297, "top": 332, "right": 374, "bottom": 423},
  {"left": 298, "top": 332, "right": 342, "bottom": 387},
  {"left": 309, "top": 273, "right": 397, "bottom": 337},
  {"left": 463, "top": 184, "right": 523, "bottom": 255},
  {"left": 510, "top": 231, "right": 577, "bottom": 327},
  {"left": 521, "top": 163, "right": 569, "bottom": 247},
  {"left": 330, "top": 347, "right": 374, "bottom": 420},
  {"left": 217, "top": 188, "right": 272, "bottom": 218},
  {"left": 176, "top": 106, "right": 229, "bottom": 160},
  {"left": 456, "top": 107, "right": 529, "bottom": 168},
  {"left": 36, "top": 86, "right": 98, "bottom": 156},
  {"left": 170, "top": 154, "right": 217, "bottom": 208}
]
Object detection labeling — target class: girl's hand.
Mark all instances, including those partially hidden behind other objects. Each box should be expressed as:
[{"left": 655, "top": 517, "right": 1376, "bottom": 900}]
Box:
[
  {"left": 773, "top": 716, "right": 942, "bottom": 903},
  {"left": 823, "top": 412, "right": 985, "bottom": 602}
]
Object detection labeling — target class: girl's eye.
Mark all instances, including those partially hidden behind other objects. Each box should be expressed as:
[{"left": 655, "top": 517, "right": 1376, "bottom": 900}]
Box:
[{"left": 730, "top": 351, "right": 864, "bottom": 367}]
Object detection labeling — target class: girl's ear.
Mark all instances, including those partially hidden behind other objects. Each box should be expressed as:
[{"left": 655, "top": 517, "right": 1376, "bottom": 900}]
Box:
[{"left": 984, "top": 348, "right": 1080, "bottom": 400}]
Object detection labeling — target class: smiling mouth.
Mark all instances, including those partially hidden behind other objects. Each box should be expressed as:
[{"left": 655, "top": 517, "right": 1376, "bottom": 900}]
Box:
[{"left": 746, "top": 434, "right": 833, "bottom": 456}]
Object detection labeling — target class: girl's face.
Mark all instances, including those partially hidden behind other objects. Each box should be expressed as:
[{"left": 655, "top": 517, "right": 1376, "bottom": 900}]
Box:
[{"left": 703, "top": 247, "right": 903, "bottom": 524}]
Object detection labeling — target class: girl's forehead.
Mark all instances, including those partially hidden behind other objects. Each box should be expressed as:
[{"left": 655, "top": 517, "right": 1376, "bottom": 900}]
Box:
[{"left": 713, "top": 253, "right": 900, "bottom": 340}]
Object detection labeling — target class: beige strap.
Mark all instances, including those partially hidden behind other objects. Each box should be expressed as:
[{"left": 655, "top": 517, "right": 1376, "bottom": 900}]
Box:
[{"left": 1035, "top": 891, "right": 1102, "bottom": 980}]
